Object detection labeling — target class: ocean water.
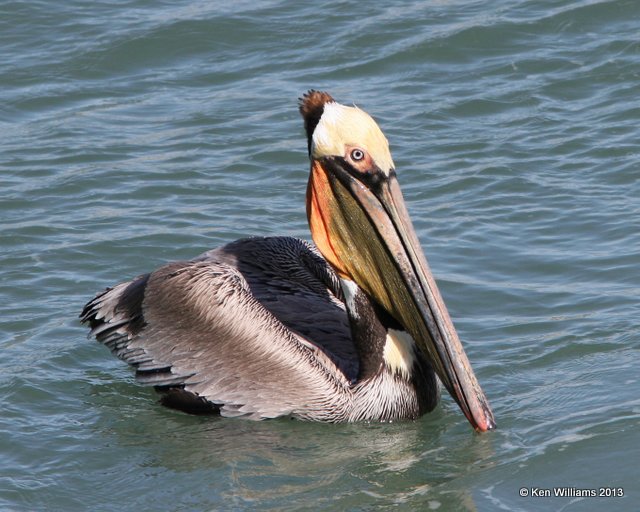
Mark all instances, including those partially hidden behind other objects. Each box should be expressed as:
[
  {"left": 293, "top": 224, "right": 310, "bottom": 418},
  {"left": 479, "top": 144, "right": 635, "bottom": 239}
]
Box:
[{"left": 1, "top": 1, "right": 639, "bottom": 510}]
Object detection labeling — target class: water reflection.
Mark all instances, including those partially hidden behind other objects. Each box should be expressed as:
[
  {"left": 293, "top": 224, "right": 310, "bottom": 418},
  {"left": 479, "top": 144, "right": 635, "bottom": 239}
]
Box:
[{"left": 89, "top": 386, "right": 496, "bottom": 509}]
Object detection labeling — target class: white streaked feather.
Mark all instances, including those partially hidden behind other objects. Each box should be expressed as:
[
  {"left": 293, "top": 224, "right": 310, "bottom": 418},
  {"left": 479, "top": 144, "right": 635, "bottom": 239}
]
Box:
[{"left": 383, "top": 329, "right": 416, "bottom": 379}]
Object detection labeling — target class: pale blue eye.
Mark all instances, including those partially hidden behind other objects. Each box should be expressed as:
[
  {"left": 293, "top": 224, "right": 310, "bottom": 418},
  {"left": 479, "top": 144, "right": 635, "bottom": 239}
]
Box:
[{"left": 351, "top": 149, "right": 365, "bottom": 161}]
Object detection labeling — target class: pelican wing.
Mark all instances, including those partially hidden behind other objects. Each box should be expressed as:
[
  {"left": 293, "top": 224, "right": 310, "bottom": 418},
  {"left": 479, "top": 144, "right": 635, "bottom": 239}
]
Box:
[
  {"left": 200, "top": 237, "right": 358, "bottom": 378},
  {"left": 81, "top": 237, "right": 355, "bottom": 420}
]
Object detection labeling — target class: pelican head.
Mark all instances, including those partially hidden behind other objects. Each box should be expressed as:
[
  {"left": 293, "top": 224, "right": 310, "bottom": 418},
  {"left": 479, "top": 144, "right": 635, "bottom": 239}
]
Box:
[{"left": 300, "top": 90, "right": 495, "bottom": 431}]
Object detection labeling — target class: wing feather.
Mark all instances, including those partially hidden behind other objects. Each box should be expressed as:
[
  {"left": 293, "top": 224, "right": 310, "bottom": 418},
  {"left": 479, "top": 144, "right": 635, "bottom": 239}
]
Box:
[{"left": 81, "top": 237, "right": 356, "bottom": 421}]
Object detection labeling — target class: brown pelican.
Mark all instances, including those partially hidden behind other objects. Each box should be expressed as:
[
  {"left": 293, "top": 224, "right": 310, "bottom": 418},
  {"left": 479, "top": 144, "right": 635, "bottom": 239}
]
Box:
[{"left": 81, "top": 90, "right": 495, "bottom": 431}]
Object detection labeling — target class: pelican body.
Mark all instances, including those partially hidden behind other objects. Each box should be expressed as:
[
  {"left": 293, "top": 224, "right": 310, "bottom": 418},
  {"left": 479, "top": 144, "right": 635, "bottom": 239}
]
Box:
[{"left": 81, "top": 91, "right": 495, "bottom": 431}]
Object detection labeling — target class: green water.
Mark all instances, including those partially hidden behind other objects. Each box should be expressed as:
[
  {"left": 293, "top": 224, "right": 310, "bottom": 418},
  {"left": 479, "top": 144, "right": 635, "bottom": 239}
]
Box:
[{"left": 1, "top": 1, "right": 639, "bottom": 510}]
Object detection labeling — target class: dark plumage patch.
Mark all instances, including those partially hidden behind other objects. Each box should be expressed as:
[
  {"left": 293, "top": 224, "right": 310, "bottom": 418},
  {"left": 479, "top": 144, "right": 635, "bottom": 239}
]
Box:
[
  {"left": 79, "top": 273, "right": 149, "bottom": 337},
  {"left": 115, "top": 273, "right": 149, "bottom": 336},
  {"left": 158, "top": 387, "right": 221, "bottom": 415},
  {"left": 298, "top": 90, "right": 335, "bottom": 155},
  {"left": 344, "top": 282, "right": 388, "bottom": 381}
]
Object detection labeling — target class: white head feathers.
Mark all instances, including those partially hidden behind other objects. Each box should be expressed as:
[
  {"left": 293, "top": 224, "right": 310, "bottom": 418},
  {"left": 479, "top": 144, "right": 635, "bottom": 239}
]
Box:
[{"left": 311, "top": 102, "right": 395, "bottom": 174}]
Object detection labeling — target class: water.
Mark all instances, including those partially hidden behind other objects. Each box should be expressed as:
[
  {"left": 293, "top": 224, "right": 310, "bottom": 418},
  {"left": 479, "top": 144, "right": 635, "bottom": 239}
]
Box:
[{"left": 1, "top": 0, "right": 639, "bottom": 510}]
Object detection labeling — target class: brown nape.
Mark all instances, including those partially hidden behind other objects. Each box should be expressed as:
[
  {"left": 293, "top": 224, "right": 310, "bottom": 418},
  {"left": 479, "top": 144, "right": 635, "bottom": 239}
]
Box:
[{"left": 298, "top": 90, "right": 335, "bottom": 155}]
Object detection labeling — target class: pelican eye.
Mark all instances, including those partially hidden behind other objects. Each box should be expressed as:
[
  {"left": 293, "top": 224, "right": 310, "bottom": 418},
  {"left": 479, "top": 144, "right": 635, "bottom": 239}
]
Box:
[{"left": 350, "top": 148, "right": 365, "bottom": 161}]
